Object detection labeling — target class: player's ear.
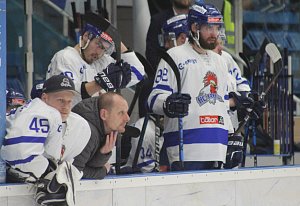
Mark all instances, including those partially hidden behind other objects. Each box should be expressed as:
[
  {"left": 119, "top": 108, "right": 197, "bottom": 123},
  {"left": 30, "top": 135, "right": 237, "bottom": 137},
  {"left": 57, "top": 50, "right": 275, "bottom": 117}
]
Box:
[
  {"left": 41, "top": 93, "right": 47, "bottom": 101},
  {"left": 191, "top": 23, "right": 198, "bottom": 34},
  {"left": 177, "top": 33, "right": 187, "bottom": 45},
  {"left": 99, "top": 108, "right": 107, "bottom": 120}
]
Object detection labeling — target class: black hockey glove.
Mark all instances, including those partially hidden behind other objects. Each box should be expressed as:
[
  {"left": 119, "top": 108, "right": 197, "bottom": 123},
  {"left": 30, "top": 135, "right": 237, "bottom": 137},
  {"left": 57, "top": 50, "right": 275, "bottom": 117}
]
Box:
[
  {"left": 223, "top": 134, "right": 244, "bottom": 169},
  {"left": 229, "top": 92, "right": 254, "bottom": 111},
  {"left": 117, "top": 60, "right": 132, "bottom": 88},
  {"left": 249, "top": 99, "right": 266, "bottom": 120},
  {"left": 163, "top": 93, "right": 191, "bottom": 118},
  {"left": 94, "top": 60, "right": 132, "bottom": 91}
]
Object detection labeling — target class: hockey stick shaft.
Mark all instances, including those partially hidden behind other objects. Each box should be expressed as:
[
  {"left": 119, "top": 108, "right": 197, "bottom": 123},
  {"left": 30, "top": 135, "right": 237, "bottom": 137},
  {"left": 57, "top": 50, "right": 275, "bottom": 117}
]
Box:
[
  {"left": 132, "top": 114, "right": 149, "bottom": 170},
  {"left": 159, "top": 49, "right": 184, "bottom": 169}
]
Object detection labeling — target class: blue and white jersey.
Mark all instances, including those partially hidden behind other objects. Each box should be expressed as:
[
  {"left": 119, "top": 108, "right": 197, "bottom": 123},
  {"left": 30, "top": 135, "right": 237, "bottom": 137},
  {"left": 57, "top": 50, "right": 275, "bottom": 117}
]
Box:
[
  {"left": 1, "top": 98, "right": 63, "bottom": 178},
  {"left": 221, "top": 51, "right": 250, "bottom": 131},
  {"left": 47, "top": 46, "right": 145, "bottom": 105},
  {"left": 221, "top": 50, "right": 251, "bottom": 92},
  {"left": 125, "top": 117, "right": 163, "bottom": 173},
  {"left": 148, "top": 43, "right": 229, "bottom": 164}
]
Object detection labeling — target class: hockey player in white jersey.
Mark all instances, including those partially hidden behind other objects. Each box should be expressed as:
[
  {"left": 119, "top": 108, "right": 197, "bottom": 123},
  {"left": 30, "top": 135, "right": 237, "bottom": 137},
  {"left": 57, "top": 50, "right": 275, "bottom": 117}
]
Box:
[
  {"left": 2, "top": 75, "right": 91, "bottom": 205},
  {"left": 1, "top": 75, "right": 78, "bottom": 181},
  {"left": 124, "top": 114, "right": 163, "bottom": 173},
  {"left": 47, "top": 12, "right": 145, "bottom": 106},
  {"left": 148, "top": 4, "right": 230, "bottom": 171},
  {"left": 125, "top": 15, "right": 189, "bottom": 173}
]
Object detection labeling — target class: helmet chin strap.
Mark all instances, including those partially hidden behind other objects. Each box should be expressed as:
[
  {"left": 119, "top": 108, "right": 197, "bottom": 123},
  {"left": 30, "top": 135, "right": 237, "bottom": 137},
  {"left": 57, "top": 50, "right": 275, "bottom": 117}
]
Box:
[
  {"left": 79, "top": 36, "right": 90, "bottom": 62},
  {"left": 191, "top": 30, "right": 206, "bottom": 54}
]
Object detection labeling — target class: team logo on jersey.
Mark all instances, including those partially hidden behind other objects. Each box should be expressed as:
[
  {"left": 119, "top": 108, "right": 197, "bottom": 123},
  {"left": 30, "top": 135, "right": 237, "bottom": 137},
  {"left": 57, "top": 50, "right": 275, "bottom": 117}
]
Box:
[
  {"left": 199, "top": 115, "right": 224, "bottom": 125},
  {"left": 61, "top": 78, "right": 72, "bottom": 88},
  {"left": 196, "top": 71, "right": 224, "bottom": 106}
]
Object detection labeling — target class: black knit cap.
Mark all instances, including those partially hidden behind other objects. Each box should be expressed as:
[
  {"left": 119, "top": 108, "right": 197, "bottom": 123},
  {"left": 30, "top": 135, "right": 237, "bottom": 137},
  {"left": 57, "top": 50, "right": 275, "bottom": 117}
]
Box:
[{"left": 43, "top": 75, "right": 76, "bottom": 94}]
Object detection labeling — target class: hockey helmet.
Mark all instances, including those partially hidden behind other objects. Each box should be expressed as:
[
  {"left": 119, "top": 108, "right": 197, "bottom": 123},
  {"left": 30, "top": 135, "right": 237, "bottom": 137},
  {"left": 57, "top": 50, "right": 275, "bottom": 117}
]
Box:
[
  {"left": 6, "top": 88, "right": 26, "bottom": 107},
  {"left": 162, "top": 14, "right": 189, "bottom": 39},
  {"left": 81, "top": 13, "right": 115, "bottom": 55},
  {"left": 30, "top": 80, "right": 44, "bottom": 99},
  {"left": 188, "top": 3, "right": 224, "bottom": 29}
]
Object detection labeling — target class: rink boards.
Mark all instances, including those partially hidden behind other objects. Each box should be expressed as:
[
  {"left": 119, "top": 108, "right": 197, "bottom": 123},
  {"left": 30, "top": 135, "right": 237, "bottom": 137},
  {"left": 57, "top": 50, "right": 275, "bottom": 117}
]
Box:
[{"left": 1, "top": 166, "right": 300, "bottom": 206}]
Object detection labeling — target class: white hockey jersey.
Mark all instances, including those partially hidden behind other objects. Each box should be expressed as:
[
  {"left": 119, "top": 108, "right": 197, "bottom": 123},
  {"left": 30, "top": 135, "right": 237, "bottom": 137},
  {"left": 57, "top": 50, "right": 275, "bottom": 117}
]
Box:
[
  {"left": 46, "top": 46, "right": 145, "bottom": 105},
  {"left": 125, "top": 116, "right": 163, "bottom": 173},
  {"left": 148, "top": 43, "right": 229, "bottom": 164},
  {"left": 60, "top": 112, "right": 91, "bottom": 163},
  {"left": 221, "top": 50, "right": 251, "bottom": 92},
  {"left": 221, "top": 51, "right": 251, "bottom": 131},
  {"left": 1, "top": 98, "right": 63, "bottom": 178}
]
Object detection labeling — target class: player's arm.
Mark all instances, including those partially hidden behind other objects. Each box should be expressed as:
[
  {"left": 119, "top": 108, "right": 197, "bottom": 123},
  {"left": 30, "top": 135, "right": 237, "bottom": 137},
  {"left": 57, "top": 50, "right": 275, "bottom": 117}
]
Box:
[
  {"left": 147, "top": 59, "right": 174, "bottom": 115},
  {"left": 43, "top": 109, "right": 64, "bottom": 161},
  {"left": 72, "top": 136, "right": 112, "bottom": 179},
  {"left": 121, "top": 51, "right": 145, "bottom": 88}
]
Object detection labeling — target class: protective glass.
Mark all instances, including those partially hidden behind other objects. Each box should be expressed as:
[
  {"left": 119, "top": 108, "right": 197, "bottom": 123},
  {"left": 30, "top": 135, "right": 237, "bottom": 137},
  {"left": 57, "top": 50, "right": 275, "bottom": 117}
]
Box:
[
  {"left": 96, "top": 32, "right": 115, "bottom": 56},
  {"left": 199, "top": 24, "right": 222, "bottom": 35},
  {"left": 11, "top": 98, "right": 25, "bottom": 106}
]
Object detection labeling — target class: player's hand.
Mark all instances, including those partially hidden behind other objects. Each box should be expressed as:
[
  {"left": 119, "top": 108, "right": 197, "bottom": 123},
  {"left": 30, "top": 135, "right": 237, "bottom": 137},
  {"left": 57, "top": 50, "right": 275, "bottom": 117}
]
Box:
[
  {"left": 163, "top": 93, "right": 191, "bottom": 118},
  {"left": 117, "top": 60, "right": 131, "bottom": 88},
  {"left": 104, "top": 162, "right": 112, "bottom": 174},
  {"left": 249, "top": 99, "right": 266, "bottom": 120},
  {"left": 94, "top": 61, "right": 131, "bottom": 91},
  {"left": 229, "top": 92, "right": 254, "bottom": 111},
  {"left": 100, "top": 131, "right": 117, "bottom": 154}
]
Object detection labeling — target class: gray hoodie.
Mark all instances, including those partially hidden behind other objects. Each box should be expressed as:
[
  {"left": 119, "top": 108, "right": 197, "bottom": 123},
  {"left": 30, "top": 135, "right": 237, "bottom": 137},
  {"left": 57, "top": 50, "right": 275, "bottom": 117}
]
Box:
[{"left": 72, "top": 97, "right": 111, "bottom": 179}]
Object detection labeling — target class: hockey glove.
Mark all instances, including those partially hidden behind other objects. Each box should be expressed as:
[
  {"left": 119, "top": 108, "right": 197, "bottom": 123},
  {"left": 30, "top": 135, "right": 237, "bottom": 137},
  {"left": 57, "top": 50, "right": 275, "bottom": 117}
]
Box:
[
  {"left": 223, "top": 134, "right": 244, "bottom": 169},
  {"left": 117, "top": 60, "right": 132, "bottom": 88},
  {"left": 94, "top": 61, "right": 132, "bottom": 91},
  {"left": 163, "top": 93, "right": 191, "bottom": 118},
  {"left": 229, "top": 92, "right": 254, "bottom": 111},
  {"left": 249, "top": 99, "right": 266, "bottom": 120}
]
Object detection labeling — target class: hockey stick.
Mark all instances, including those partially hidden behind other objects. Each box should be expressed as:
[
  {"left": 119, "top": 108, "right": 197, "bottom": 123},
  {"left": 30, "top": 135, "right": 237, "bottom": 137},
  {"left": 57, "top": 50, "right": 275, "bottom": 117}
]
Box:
[
  {"left": 132, "top": 114, "right": 149, "bottom": 171},
  {"left": 158, "top": 49, "right": 184, "bottom": 169},
  {"left": 235, "top": 43, "right": 282, "bottom": 135}
]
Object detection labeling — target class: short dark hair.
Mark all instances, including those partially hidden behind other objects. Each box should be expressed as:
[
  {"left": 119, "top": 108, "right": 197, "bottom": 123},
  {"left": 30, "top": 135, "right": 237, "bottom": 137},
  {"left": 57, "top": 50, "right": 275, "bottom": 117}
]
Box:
[{"left": 98, "top": 92, "right": 124, "bottom": 111}]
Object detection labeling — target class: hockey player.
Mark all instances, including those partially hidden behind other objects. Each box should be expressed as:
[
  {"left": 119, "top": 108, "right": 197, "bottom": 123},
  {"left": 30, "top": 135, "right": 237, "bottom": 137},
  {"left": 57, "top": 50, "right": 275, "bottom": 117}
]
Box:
[
  {"left": 47, "top": 12, "right": 145, "bottom": 106},
  {"left": 1, "top": 75, "right": 91, "bottom": 205},
  {"left": 160, "top": 14, "right": 189, "bottom": 49},
  {"left": 126, "top": 15, "right": 190, "bottom": 173},
  {"left": 6, "top": 88, "right": 26, "bottom": 114},
  {"left": 148, "top": 4, "right": 230, "bottom": 171}
]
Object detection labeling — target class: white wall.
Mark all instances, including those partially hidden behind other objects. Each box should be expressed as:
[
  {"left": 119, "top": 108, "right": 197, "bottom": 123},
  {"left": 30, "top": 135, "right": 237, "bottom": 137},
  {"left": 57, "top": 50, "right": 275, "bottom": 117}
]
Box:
[{"left": 1, "top": 166, "right": 300, "bottom": 206}]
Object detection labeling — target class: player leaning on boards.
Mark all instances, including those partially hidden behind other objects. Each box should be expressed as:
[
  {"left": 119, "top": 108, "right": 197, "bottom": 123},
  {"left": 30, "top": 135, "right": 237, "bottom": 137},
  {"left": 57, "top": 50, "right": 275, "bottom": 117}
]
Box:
[
  {"left": 2, "top": 75, "right": 92, "bottom": 205},
  {"left": 71, "top": 92, "right": 130, "bottom": 179},
  {"left": 148, "top": 3, "right": 231, "bottom": 171},
  {"left": 47, "top": 12, "right": 145, "bottom": 106}
]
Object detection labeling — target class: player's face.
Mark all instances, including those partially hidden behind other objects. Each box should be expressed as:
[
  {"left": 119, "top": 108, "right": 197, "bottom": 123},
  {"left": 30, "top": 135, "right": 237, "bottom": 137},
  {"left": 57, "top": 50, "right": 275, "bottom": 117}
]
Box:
[
  {"left": 83, "top": 37, "right": 106, "bottom": 64},
  {"left": 198, "top": 24, "right": 220, "bottom": 50},
  {"left": 102, "top": 96, "right": 130, "bottom": 134},
  {"left": 42, "top": 91, "right": 74, "bottom": 122}
]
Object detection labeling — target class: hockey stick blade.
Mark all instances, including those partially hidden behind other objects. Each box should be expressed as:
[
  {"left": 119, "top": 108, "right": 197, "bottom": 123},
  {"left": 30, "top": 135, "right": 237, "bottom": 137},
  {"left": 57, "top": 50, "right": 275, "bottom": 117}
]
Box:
[{"left": 265, "top": 43, "right": 282, "bottom": 64}]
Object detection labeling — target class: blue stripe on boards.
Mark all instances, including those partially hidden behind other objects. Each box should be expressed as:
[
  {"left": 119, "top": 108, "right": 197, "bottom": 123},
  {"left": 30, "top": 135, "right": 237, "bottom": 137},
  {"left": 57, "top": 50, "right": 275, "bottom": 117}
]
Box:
[
  {"left": 3, "top": 136, "right": 46, "bottom": 146},
  {"left": 6, "top": 155, "right": 37, "bottom": 165},
  {"left": 131, "top": 66, "right": 144, "bottom": 80},
  {"left": 164, "top": 127, "right": 228, "bottom": 147}
]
